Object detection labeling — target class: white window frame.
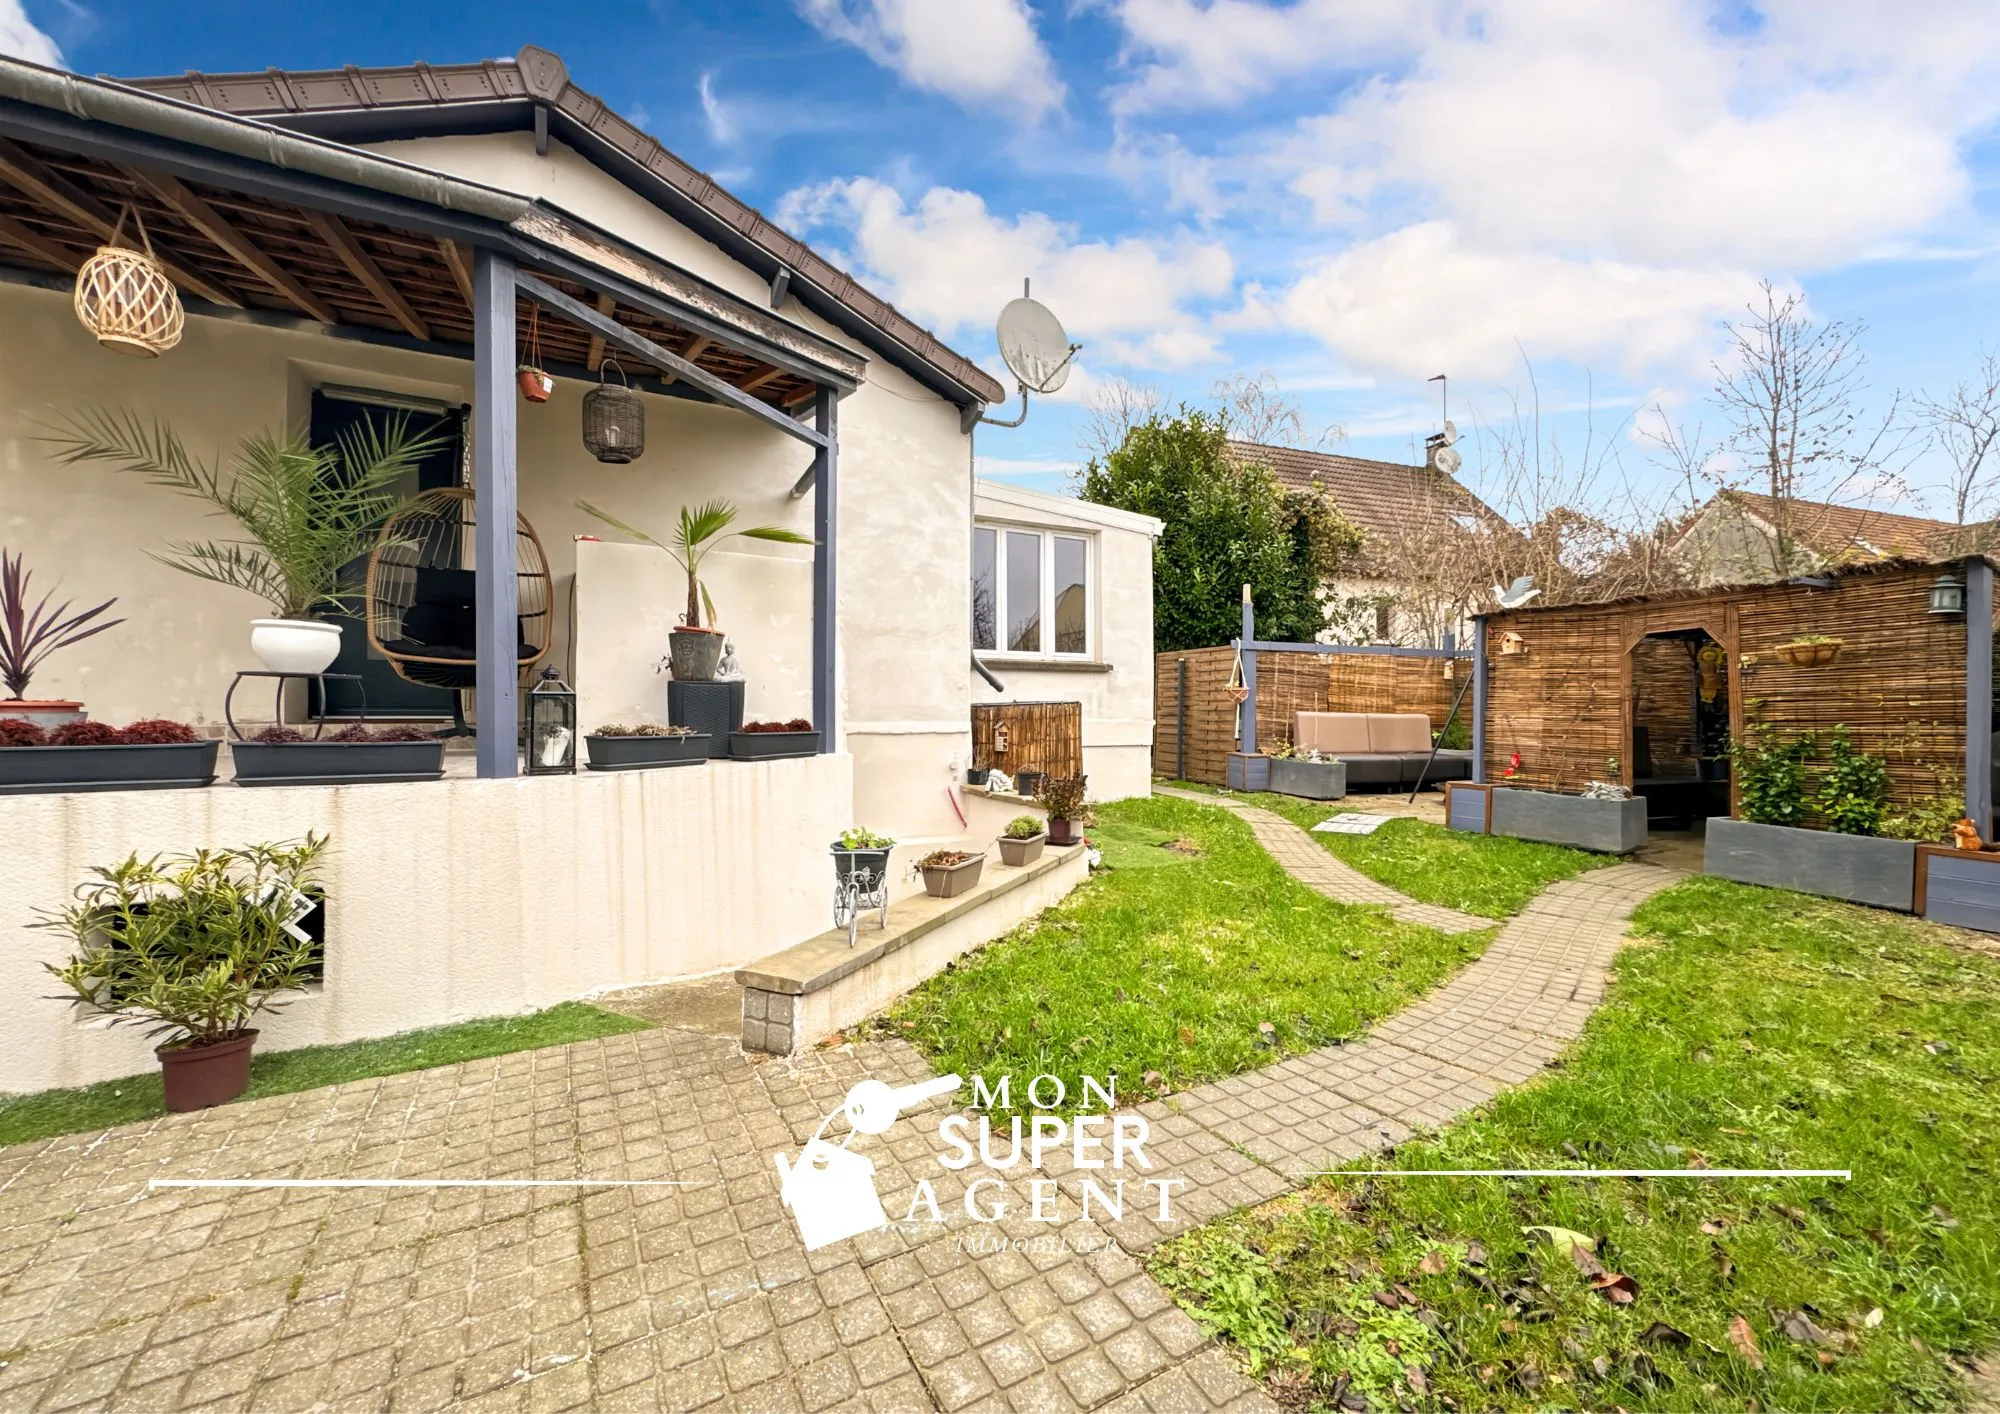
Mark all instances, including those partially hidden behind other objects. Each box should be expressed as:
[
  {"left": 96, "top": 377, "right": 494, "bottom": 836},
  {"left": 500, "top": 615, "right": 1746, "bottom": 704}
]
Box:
[{"left": 973, "top": 521, "right": 1095, "bottom": 661}]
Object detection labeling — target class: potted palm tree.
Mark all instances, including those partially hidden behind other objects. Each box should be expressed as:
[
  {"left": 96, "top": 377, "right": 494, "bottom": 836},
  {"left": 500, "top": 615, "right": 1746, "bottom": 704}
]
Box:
[
  {"left": 0, "top": 546, "right": 123, "bottom": 730},
  {"left": 41, "top": 408, "right": 443, "bottom": 674},
  {"left": 575, "top": 498, "right": 813, "bottom": 681},
  {"left": 39, "top": 834, "right": 327, "bottom": 1110}
]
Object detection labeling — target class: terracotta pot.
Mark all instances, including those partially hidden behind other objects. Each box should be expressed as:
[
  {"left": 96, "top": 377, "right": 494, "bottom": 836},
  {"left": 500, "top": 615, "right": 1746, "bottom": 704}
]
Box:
[
  {"left": 156, "top": 1029, "right": 257, "bottom": 1112},
  {"left": 1048, "top": 817, "right": 1081, "bottom": 847},
  {"left": 0, "top": 698, "right": 85, "bottom": 731},
  {"left": 518, "top": 367, "right": 552, "bottom": 402}
]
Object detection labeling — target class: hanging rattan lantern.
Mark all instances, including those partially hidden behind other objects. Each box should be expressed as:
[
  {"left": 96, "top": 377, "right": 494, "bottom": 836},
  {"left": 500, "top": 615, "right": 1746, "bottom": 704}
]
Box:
[
  {"left": 72, "top": 206, "right": 184, "bottom": 357},
  {"left": 582, "top": 358, "right": 644, "bottom": 463}
]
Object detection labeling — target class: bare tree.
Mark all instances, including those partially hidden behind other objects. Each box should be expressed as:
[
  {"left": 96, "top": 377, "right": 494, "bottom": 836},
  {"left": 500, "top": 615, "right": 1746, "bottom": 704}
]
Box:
[
  {"left": 1701, "top": 282, "right": 1917, "bottom": 576},
  {"left": 1076, "top": 377, "right": 1164, "bottom": 469},
  {"left": 1913, "top": 348, "right": 2000, "bottom": 523},
  {"left": 1210, "top": 371, "right": 1344, "bottom": 449}
]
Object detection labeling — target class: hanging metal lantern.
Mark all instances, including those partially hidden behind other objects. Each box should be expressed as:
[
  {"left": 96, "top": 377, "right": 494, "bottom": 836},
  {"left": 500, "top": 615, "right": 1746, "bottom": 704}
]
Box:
[
  {"left": 73, "top": 206, "right": 184, "bottom": 357},
  {"left": 582, "top": 357, "right": 644, "bottom": 463},
  {"left": 526, "top": 666, "right": 577, "bottom": 774},
  {"left": 1930, "top": 571, "right": 1968, "bottom": 616}
]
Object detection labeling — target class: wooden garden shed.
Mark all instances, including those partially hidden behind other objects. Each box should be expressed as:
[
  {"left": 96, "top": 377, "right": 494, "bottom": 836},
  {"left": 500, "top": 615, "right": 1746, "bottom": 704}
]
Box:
[{"left": 1472, "top": 556, "right": 1997, "bottom": 834}]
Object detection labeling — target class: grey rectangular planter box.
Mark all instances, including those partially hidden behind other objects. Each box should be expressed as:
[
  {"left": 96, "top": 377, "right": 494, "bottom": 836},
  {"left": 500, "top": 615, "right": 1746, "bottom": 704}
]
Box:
[
  {"left": 1269, "top": 757, "right": 1347, "bottom": 800},
  {"left": 729, "top": 730, "right": 818, "bottom": 761},
  {"left": 1226, "top": 752, "right": 1270, "bottom": 792},
  {"left": 231, "top": 739, "right": 445, "bottom": 786},
  {"left": 1490, "top": 787, "right": 1647, "bottom": 853},
  {"left": 1706, "top": 817, "right": 1914, "bottom": 911},
  {"left": 1919, "top": 846, "right": 2000, "bottom": 933},
  {"left": 0, "top": 739, "right": 220, "bottom": 794},
  {"left": 585, "top": 733, "right": 710, "bottom": 770},
  {"left": 1446, "top": 783, "right": 1491, "bottom": 833}
]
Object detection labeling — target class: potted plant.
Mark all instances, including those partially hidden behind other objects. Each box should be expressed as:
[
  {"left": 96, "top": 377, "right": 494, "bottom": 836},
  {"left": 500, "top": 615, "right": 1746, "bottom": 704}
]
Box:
[
  {"left": 730, "top": 718, "right": 818, "bottom": 761},
  {"left": 1036, "top": 775, "right": 1088, "bottom": 847},
  {"left": 41, "top": 408, "right": 444, "bottom": 674},
  {"left": 917, "top": 848, "right": 985, "bottom": 898},
  {"left": 517, "top": 365, "right": 553, "bottom": 403},
  {"left": 585, "top": 722, "right": 710, "bottom": 771},
  {"left": 1269, "top": 746, "right": 1348, "bottom": 801},
  {"left": 1772, "top": 634, "right": 1845, "bottom": 668},
  {"left": 1012, "top": 768, "right": 1048, "bottom": 798},
  {"left": 997, "top": 814, "right": 1047, "bottom": 866},
  {"left": 228, "top": 723, "right": 445, "bottom": 786},
  {"left": 0, "top": 716, "right": 221, "bottom": 793},
  {"left": 1, "top": 547, "right": 123, "bottom": 730},
  {"left": 831, "top": 826, "right": 894, "bottom": 891},
  {"left": 1489, "top": 786, "right": 1647, "bottom": 853},
  {"left": 38, "top": 834, "right": 327, "bottom": 1110},
  {"left": 575, "top": 498, "right": 813, "bottom": 682}
]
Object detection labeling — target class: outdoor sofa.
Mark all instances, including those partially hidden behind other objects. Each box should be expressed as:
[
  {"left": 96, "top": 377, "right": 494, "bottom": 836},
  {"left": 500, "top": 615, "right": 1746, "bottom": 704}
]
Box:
[{"left": 1293, "top": 711, "right": 1472, "bottom": 788}]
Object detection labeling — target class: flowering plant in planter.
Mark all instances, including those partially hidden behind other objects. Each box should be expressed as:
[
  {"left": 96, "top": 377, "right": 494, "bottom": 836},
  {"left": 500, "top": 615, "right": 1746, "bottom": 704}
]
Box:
[
  {"left": 1034, "top": 776, "right": 1089, "bottom": 846},
  {"left": 38, "top": 834, "right": 327, "bottom": 1110}
]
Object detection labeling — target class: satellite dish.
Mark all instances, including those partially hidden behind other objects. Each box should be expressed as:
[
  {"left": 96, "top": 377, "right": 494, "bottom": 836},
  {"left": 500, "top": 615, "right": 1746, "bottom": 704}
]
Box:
[
  {"left": 1441, "top": 419, "right": 1458, "bottom": 446},
  {"left": 996, "top": 296, "right": 1078, "bottom": 395},
  {"left": 1433, "top": 445, "right": 1463, "bottom": 477},
  {"left": 1492, "top": 575, "right": 1541, "bottom": 610}
]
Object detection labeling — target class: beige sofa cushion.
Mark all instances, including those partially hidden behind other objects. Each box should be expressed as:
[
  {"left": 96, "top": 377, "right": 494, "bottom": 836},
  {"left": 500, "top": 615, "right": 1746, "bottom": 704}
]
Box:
[
  {"left": 1295, "top": 712, "right": 1373, "bottom": 754},
  {"left": 1366, "top": 714, "right": 1433, "bottom": 752}
]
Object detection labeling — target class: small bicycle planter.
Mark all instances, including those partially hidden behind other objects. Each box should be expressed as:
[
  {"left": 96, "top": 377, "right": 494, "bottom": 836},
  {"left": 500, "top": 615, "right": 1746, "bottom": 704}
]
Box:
[{"left": 831, "top": 842, "right": 893, "bottom": 947}]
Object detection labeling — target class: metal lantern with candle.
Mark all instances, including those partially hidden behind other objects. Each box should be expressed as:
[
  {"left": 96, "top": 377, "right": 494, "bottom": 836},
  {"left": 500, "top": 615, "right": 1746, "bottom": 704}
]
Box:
[{"left": 526, "top": 666, "right": 577, "bottom": 774}]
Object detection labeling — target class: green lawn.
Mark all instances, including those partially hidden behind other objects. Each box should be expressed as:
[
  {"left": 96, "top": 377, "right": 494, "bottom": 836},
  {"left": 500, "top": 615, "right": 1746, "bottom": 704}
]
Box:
[
  {"left": 0, "top": 1002, "right": 652, "bottom": 1146},
  {"left": 1150, "top": 877, "right": 2000, "bottom": 1412},
  {"left": 1166, "top": 780, "right": 1608, "bottom": 917},
  {"left": 880, "top": 795, "right": 1492, "bottom": 1111}
]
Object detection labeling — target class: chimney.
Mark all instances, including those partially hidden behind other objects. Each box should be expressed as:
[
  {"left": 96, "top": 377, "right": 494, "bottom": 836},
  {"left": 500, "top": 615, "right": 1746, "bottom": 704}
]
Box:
[{"left": 1424, "top": 432, "right": 1447, "bottom": 473}]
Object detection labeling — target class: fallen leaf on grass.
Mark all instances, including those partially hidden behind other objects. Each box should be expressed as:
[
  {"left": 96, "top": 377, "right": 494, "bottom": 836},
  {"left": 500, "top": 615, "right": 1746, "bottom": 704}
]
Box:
[
  {"left": 1417, "top": 1249, "right": 1449, "bottom": 1276},
  {"left": 1591, "top": 1273, "right": 1638, "bottom": 1305},
  {"left": 1523, "top": 1225, "right": 1595, "bottom": 1258},
  {"left": 1464, "top": 1240, "right": 1489, "bottom": 1267},
  {"left": 1569, "top": 1244, "right": 1606, "bottom": 1279},
  {"left": 1641, "top": 1322, "right": 1692, "bottom": 1349},
  {"left": 1406, "top": 1365, "right": 1428, "bottom": 1395},
  {"left": 1772, "top": 1204, "right": 1808, "bottom": 1226},
  {"left": 1176, "top": 1025, "right": 1194, "bottom": 1046},
  {"left": 1372, "top": 1290, "right": 1402, "bottom": 1310},
  {"left": 1713, "top": 1246, "right": 1735, "bottom": 1281},
  {"left": 1863, "top": 1308, "right": 1884, "bottom": 1328},
  {"left": 1700, "top": 1219, "right": 1728, "bottom": 1235},
  {"left": 1727, "top": 1314, "right": 1764, "bottom": 1369}
]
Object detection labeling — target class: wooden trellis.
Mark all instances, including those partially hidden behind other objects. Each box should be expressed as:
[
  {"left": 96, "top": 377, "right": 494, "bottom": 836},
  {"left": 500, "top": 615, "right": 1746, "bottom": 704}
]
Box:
[{"left": 972, "top": 701, "right": 1084, "bottom": 780}]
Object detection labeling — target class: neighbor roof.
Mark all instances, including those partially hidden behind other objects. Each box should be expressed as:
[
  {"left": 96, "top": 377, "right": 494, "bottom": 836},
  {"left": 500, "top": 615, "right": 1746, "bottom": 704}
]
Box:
[
  {"left": 116, "top": 46, "right": 1005, "bottom": 409},
  {"left": 1679, "top": 490, "right": 1987, "bottom": 562},
  {"left": 1226, "top": 440, "right": 1513, "bottom": 567}
]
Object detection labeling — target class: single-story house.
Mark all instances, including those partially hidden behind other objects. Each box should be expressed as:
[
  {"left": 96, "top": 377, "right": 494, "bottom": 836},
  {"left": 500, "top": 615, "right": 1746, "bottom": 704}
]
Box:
[
  {"left": 0, "top": 47, "right": 1127, "bottom": 1092},
  {"left": 970, "top": 479, "right": 1161, "bottom": 801}
]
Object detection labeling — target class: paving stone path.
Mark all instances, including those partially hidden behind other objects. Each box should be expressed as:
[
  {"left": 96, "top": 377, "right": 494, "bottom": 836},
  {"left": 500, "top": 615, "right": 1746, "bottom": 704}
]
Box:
[
  {"left": 1154, "top": 787, "right": 1491, "bottom": 935},
  {"left": 0, "top": 803, "right": 1681, "bottom": 1414}
]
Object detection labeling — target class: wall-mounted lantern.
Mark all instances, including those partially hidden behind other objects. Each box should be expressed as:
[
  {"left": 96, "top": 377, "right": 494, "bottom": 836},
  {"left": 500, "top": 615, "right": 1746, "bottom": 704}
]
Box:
[{"left": 1930, "top": 571, "right": 1968, "bottom": 616}]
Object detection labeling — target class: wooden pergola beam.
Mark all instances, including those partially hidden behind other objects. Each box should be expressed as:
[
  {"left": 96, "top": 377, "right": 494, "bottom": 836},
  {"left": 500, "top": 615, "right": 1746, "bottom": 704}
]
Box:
[
  {"left": 130, "top": 169, "right": 335, "bottom": 324},
  {"left": 303, "top": 209, "right": 429, "bottom": 340},
  {"left": 585, "top": 292, "right": 614, "bottom": 371},
  {"left": 437, "top": 237, "right": 474, "bottom": 309},
  {"left": 0, "top": 214, "right": 79, "bottom": 271},
  {"left": 0, "top": 140, "right": 241, "bottom": 307},
  {"left": 736, "top": 366, "right": 786, "bottom": 395}
]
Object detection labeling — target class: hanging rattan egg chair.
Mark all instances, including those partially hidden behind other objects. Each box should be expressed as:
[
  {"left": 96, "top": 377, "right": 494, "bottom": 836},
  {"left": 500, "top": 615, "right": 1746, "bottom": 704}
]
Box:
[{"left": 364, "top": 488, "right": 554, "bottom": 736}]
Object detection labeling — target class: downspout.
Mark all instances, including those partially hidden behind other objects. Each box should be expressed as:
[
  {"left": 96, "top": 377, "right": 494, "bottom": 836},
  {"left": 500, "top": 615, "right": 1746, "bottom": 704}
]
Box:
[{"left": 970, "top": 421, "right": 1005, "bottom": 693}]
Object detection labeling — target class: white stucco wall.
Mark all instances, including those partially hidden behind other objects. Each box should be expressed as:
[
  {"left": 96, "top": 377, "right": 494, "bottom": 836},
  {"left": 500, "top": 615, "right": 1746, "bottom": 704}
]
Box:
[
  {"left": 0, "top": 755, "right": 850, "bottom": 1094},
  {"left": 970, "top": 482, "right": 1160, "bottom": 802}
]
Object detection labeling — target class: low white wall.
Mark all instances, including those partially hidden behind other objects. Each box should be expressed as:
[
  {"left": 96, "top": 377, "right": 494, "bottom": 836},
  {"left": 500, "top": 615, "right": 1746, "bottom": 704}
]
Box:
[{"left": 0, "top": 756, "right": 850, "bottom": 1095}]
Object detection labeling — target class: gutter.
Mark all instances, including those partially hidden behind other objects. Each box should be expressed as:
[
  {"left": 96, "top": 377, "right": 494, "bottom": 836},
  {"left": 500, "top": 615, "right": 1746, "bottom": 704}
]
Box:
[{"left": 0, "top": 56, "right": 531, "bottom": 225}]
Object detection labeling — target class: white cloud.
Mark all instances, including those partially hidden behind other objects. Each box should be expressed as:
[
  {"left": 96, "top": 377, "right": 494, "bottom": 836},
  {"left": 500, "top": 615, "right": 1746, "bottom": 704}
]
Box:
[
  {"left": 777, "top": 177, "right": 1234, "bottom": 368},
  {"left": 798, "top": 0, "right": 1064, "bottom": 122},
  {"left": 1280, "top": 222, "right": 1760, "bottom": 381},
  {"left": 0, "top": 0, "right": 62, "bottom": 66},
  {"left": 695, "top": 73, "right": 733, "bottom": 144},
  {"left": 1111, "top": 0, "right": 1416, "bottom": 112}
]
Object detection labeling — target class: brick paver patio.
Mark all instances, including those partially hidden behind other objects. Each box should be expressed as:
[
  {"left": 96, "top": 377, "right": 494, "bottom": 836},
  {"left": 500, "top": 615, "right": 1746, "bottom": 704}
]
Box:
[{"left": 0, "top": 802, "right": 1680, "bottom": 1412}]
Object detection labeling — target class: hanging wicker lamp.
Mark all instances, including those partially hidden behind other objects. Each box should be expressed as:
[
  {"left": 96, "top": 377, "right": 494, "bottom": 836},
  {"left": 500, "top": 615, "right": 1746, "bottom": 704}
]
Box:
[
  {"left": 73, "top": 206, "right": 184, "bottom": 357},
  {"left": 582, "top": 358, "right": 644, "bottom": 463}
]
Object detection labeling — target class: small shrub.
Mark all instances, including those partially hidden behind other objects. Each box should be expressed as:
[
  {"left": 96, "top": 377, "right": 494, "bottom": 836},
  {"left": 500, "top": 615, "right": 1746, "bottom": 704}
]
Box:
[
  {"left": 37, "top": 834, "right": 328, "bottom": 1047},
  {"left": 329, "top": 722, "right": 374, "bottom": 742},
  {"left": 119, "top": 718, "right": 198, "bottom": 744},
  {"left": 1816, "top": 725, "right": 1890, "bottom": 835},
  {"left": 593, "top": 722, "right": 693, "bottom": 738},
  {"left": 837, "top": 827, "right": 894, "bottom": 850},
  {"left": 1433, "top": 714, "right": 1472, "bottom": 751},
  {"left": 1003, "top": 814, "right": 1045, "bottom": 840},
  {"left": 250, "top": 725, "right": 307, "bottom": 744},
  {"left": 1732, "top": 722, "right": 1815, "bottom": 826},
  {"left": 0, "top": 717, "right": 48, "bottom": 747},
  {"left": 1880, "top": 794, "right": 1965, "bottom": 844},
  {"left": 368, "top": 725, "right": 433, "bottom": 743},
  {"left": 1036, "top": 775, "right": 1088, "bottom": 819},
  {"left": 741, "top": 718, "right": 813, "bottom": 733},
  {"left": 48, "top": 719, "right": 123, "bottom": 746}
]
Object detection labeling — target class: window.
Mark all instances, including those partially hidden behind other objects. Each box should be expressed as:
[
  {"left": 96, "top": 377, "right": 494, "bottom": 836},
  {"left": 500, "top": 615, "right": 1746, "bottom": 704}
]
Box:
[{"left": 972, "top": 524, "right": 1091, "bottom": 658}]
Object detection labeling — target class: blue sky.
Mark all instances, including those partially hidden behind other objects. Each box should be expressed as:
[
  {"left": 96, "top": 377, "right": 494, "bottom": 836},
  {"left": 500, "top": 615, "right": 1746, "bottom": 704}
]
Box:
[{"left": 11, "top": 0, "right": 2000, "bottom": 514}]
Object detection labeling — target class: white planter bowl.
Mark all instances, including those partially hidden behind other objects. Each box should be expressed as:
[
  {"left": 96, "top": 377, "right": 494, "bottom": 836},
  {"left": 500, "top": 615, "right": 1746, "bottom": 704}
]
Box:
[{"left": 249, "top": 618, "right": 342, "bottom": 674}]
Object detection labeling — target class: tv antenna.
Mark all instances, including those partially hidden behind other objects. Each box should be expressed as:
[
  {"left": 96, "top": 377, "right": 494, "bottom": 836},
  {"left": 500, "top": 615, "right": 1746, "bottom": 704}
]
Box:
[{"left": 979, "top": 278, "right": 1081, "bottom": 428}]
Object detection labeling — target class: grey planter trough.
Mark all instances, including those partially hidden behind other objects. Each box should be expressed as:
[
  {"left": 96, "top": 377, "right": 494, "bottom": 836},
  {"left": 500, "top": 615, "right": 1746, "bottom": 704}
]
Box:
[
  {"left": 1705, "top": 817, "right": 1915, "bottom": 911},
  {"left": 1490, "top": 787, "right": 1647, "bottom": 854},
  {"left": 230, "top": 739, "right": 445, "bottom": 786},
  {"left": 585, "top": 733, "right": 710, "bottom": 770},
  {"left": 0, "top": 739, "right": 220, "bottom": 794},
  {"left": 729, "top": 730, "right": 818, "bottom": 761},
  {"left": 1226, "top": 752, "right": 1270, "bottom": 792},
  {"left": 1269, "top": 757, "right": 1347, "bottom": 800}
]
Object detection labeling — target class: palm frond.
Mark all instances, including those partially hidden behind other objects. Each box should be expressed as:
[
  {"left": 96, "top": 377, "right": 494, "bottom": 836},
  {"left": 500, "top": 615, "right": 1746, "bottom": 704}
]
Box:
[
  {"left": 737, "top": 526, "right": 817, "bottom": 546},
  {"left": 676, "top": 501, "right": 739, "bottom": 559},
  {"left": 36, "top": 408, "right": 224, "bottom": 502},
  {"left": 574, "top": 499, "right": 683, "bottom": 564}
]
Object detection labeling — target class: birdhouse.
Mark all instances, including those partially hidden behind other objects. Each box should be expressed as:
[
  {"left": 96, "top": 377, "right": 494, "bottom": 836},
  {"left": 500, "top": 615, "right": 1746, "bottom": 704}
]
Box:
[
  {"left": 1498, "top": 631, "right": 1528, "bottom": 656},
  {"left": 775, "top": 1139, "right": 886, "bottom": 1251}
]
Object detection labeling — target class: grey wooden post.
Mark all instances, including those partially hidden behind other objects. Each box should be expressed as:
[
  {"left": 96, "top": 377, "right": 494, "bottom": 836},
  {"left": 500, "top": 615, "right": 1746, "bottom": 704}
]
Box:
[
  {"left": 1967, "top": 560, "right": 1993, "bottom": 836},
  {"left": 812, "top": 386, "right": 837, "bottom": 754},
  {"left": 1238, "top": 585, "right": 1257, "bottom": 754},
  {"left": 1471, "top": 614, "right": 1489, "bottom": 784},
  {"left": 472, "top": 248, "right": 519, "bottom": 779}
]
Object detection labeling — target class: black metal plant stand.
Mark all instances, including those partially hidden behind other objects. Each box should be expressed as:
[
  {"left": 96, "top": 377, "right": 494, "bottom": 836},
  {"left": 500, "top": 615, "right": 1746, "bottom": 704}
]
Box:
[{"left": 224, "top": 672, "right": 366, "bottom": 740}]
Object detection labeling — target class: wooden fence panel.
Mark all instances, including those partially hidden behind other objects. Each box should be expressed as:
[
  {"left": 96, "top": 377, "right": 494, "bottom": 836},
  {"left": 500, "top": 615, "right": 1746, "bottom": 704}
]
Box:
[{"left": 972, "top": 701, "right": 1083, "bottom": 780}]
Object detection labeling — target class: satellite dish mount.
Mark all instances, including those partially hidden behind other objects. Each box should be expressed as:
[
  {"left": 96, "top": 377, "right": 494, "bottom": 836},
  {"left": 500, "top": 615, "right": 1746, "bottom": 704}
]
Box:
[{"left": 980, "top": 278, "right": 1082, "bottom": 429}]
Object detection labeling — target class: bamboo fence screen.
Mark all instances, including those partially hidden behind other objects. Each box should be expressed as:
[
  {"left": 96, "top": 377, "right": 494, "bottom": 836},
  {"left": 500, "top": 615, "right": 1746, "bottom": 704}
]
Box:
[
  {"left": 1153, "top": 646, "right": 1471, "bottom": 786},
  {"left": 971, "top": 701, "right": 1084, "bottom": 781}
]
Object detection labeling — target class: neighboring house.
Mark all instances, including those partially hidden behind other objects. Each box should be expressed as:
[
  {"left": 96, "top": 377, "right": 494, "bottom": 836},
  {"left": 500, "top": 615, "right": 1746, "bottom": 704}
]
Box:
[
  {"left": 1671, "top": 490, "right": 1994, "bottom": 585},
  {"left": 1227, "top": 438, "right": 1514, "bottom": 647},
  {"left": 970, "top": 480, "right": 1162, "bottom": 801},
  {"left": 0, "top": 47, "right": 1110, "bottom": 1092}
]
